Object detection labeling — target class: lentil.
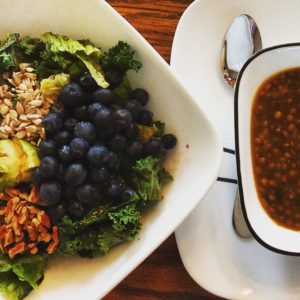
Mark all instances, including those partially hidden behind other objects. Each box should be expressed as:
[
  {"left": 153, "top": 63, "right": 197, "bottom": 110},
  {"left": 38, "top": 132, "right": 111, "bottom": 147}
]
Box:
[{"left": 251, "top": 67, "right": 300, "bottom": 230}]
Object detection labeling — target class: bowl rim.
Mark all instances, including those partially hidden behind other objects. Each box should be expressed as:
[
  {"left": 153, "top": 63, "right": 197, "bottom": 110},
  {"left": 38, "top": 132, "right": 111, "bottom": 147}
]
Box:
[{"left": 234, "top": 42, "right": 300, "bottom": 256}]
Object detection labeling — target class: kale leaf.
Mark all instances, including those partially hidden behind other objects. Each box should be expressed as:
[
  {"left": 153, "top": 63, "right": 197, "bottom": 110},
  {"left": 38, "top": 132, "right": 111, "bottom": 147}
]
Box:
[
  {"left": 58, "top": 200, "right": 141, "bottom": 257},
  {"left": 101, "top": 41, "right": 142, "bottom": 73},
  {"left": 132, "top": 156, "right": 172, "bottom": 202},
  {"left": 0, "top": 34, "right": 19, "bottom": 70}
]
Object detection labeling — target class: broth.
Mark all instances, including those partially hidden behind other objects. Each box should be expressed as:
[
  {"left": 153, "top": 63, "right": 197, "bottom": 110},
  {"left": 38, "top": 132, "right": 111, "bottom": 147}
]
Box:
[{"left": 251, "top": 67, "right": 300, "bottom": 230}]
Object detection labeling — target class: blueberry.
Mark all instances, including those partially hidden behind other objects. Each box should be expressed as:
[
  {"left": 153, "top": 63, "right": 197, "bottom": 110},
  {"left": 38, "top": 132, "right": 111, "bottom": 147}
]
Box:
[
  {"left": 90, "top": 167, "right": 109, "bottom": 183},
  {"left": 122, "top": 188, "right": 136, "bottom": 202},
  {"left": 63, "top": 185, "right": 75, "bottom": 200},
  {"left": 105, "top": 152, "right": 119, "bottom": 170},
  {"left": 58, "top": 145, "right": 72, "bottom": 164},
  {"left": 96, "top": 126, "right": 114, "bottom": 140},
  {"left": 144, "top": 138, "right": 163, "bottom": 157},
  {"left": 54, "top": 130, "right": 72, "bottom": 146},
  {"left": 39, "top": 156, "right": 58, "bottom": 178},
  {"left": 58, "top": 82, "right": 85, "bottom": 107},
  {"left": 65, "top": 163, "right": 87, "bottom": 186},
  {"left": 131, "top": 88, "right": 149, "bottom": 106},
  {"left": 64, "top": 118, "right": 77, "bottom": 132},
  {"left": 73, "top": 105, "right": 89, "bottom": 121},
  {"left": 79, "top": 71, "right": 97, "bottom": 91},
  {"left": 94, "top": 138, "right": 106, "bottom": 146},
  {"left": 91, "top": 88, "right": 116, "bottom": 106},
  {"left": 74, "top": 121, "right": 96, "bottom": 144},
  {"left": 57, "top": 164, "right": 66, "bottom": 181},
  {"left": 108, "top": 134, "right": 126, "bottom": 153},
  {"left": 67, "top": 200, "right": 86, "bottom": 219},
  {"left": 162, "top": 134, "right": 177, "bottom": 149},
  {"left": 38, "top": 139, "right": 57, "bottom": 157},
  {"left": 69, "top": 138, "right": 90, "bottom": 159},
  {"left": 126, "top": 140, "right": 144, "bottom": 159},
  {"left": 39, "top": 182, "right": 62, "bottom": 205},
  {"left": 105, "top": 70, "right": 124, "bottom": 88},
  {"left": 50, "top": 102, "right": 67, "bottom": 119},
  {"left": 137, "top": 110, "right": 153, "bottom": 126},
  {"left": 75, "top": 184, "right": 98, "bottom": 204},
  {"left": 125, "top": 123, "right": 139, "bottom": 140},
  {"left": 126, "top": 99, "right": 143, "bottom": 119},
  {"left": 87, "top": 102, "right": 104, "bottom": 120},
  {"left": 94, "top": 108, "right": 114, "bottom": 129},
  {"left": 46, "top": 203, "right": 66, "bottom": 224},
  {"left": 106, "top": 180, "right": 124, "bottom": 200},
  {"left": 31, "top": 168, "right": 42, "bottom": 185},
  {"left": 114, "top": 109, "right": 132, "bottom": 131},
  {"left": 43, "top": 113, "right": 63, "bottom": 135},
  {"left": 87, "top": 145, "right": 109, "bottom": 166}
]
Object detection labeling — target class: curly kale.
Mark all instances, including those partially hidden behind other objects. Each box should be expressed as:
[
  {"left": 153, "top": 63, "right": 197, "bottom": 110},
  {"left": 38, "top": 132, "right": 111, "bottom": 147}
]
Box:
[{"left": 101, "top": 41, "right": 142, "bottom": 73}]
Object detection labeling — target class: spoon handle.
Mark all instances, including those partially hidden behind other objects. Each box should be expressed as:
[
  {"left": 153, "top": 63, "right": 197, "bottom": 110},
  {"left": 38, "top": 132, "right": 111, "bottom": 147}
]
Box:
[{"left": 232, "top": 188, "right": 252, "bottom": 239}]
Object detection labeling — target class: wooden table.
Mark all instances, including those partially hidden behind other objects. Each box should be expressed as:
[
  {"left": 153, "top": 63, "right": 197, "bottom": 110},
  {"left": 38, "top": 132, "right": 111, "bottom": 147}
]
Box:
[{"left": 104, "top": 1, "right": 222, "bottom": 299}]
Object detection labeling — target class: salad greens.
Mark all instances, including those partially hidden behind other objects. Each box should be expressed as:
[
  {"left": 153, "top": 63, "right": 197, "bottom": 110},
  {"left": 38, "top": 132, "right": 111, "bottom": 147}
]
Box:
[
  {"left": 0, "top": 32, "right": 174, "bottom": 300},
  {"left": 101, "top": 41, "right": 142, "bottom": 73},
  {"left": 133, "top": 156, "right": 172, "bottom": 202},
  {"left": 0, "top": 33, "right": 142, "bottom": 86},
  {"left": 58, "top": 156, "right": 172, "bottom": 257},
  {"left": 0, "top": 254, "right": 47, "bottom": 300}
]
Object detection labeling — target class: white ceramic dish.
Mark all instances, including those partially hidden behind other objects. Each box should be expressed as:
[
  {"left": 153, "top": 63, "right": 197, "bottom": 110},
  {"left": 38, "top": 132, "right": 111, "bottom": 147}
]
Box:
[
  {"left": 171, "top": 0, "right": 300, "bottom": 299},
  {"left": 235, "top": 43, "right": 300, "bottom": 255},
  {"left": 0, "top": 0, "right": 222, "bottom": 299}
]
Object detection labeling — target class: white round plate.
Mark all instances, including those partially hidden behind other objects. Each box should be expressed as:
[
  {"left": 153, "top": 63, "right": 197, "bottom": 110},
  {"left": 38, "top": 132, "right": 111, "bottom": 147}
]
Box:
[{"left": 171, "top": 0, "right": 300, "bottom": 299}]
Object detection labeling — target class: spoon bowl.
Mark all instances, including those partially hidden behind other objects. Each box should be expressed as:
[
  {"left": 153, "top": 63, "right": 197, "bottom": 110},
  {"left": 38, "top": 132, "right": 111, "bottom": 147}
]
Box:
[{"left": 221, "top": 14, "right": 262, "bottom": 87}]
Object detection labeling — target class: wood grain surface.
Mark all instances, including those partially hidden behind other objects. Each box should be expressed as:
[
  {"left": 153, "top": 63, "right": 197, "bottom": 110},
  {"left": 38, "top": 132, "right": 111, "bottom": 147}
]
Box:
[{"left": 104, "top": 1, "right": 223, "bottom": 299}]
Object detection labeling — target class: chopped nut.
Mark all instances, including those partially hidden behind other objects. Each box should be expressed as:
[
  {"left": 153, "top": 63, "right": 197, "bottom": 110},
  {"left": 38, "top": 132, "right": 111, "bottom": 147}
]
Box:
[
  {"left": 0, "top": 186, "right": 59, "bottom": 257},
  {"left": 31, "top": 217, "right": 40, "bottom": 228},
  {"left": 27, "top": 225, "right": 38, "bottom": 241},
  {"left": 0, "top": 105, "right": 9, "bottom": 115},
  {"left": 4, "top": 229, "right": 14, "bottom": 247},
  {"left": 19, "top": 207, "right": 29, "bottom": 225},
  {"left": 3, "top": 99, "right": 13, "bottom": 108},
  {"left": 37, "top": 211, "right": 51, "bottom": 228},
  {"left": 15, "top": 102, "right": 24, "bottom": 114},
  {"left": 29, "top": 100, "right": 43, "bottom": 107},
  {"left": 8, "top": 242, "right": 25, "bottom": 258},
  {"left": 12, "top": 215, "right": 22, "bottom": 236},
  {"left": 38, "top": 231, "right": 51, "bottom": 243},
  {"left": 15, "top": 130, "right": 26, "bottom": 139}
]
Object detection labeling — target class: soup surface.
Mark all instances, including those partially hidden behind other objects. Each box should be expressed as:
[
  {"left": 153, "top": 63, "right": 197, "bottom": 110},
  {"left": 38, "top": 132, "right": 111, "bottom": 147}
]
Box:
[{"left": 251, "top": 67, "right": 300, "bottom": 230}]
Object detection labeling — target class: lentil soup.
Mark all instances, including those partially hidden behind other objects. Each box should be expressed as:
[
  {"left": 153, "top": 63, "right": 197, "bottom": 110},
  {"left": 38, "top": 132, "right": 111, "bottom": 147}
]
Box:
[{"left": 251, "top": 67, "right": 300, "bottom": 230}]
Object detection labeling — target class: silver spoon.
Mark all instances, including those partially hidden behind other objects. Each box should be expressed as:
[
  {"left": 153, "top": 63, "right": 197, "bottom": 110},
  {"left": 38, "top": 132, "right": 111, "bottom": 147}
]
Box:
[
  {"left": 220, "top": 14, "right": 262, "bottom": 238},
  {"left": 221, "top": 14, "right": 262, "bottom": 87}
]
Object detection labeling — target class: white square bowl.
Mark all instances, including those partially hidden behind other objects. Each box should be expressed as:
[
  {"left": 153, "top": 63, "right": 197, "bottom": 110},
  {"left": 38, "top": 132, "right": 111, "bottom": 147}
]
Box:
[
  {"left": 235, "top": 43, "right": 300, "bottom": 255},
  {"left": 0, "top": 0, "right": 222, "bottom": 299}
]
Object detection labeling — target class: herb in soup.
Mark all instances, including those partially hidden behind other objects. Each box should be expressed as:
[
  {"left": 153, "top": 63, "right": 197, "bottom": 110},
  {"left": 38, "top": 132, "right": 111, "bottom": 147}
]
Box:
[{"left": 251, "top": 67, "right": 300, "bottom": 230}]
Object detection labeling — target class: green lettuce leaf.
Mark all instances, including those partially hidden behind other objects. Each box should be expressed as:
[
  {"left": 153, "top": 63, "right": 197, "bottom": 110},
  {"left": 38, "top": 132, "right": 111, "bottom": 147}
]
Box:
[
  {"left": 42, "top": 33, "right": 108, "bottom": 88},
  {"left": 0, "top": 254, "right": 47, "bottom": 299},
  {"left": 101, "top": 41, "right": 142, "bottom": 72},
  {"left": 0, "top": 272, "right": 32, "bottom": 300},
  {"left": 12, "top": 255, "right": 47, "bottom": 289}
]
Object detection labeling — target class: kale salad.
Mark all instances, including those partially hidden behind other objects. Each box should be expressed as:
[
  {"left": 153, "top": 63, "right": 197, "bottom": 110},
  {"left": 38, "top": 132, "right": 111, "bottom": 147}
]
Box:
[{"left": 0, "top": 33, "right": 176, "bottom": 299}]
